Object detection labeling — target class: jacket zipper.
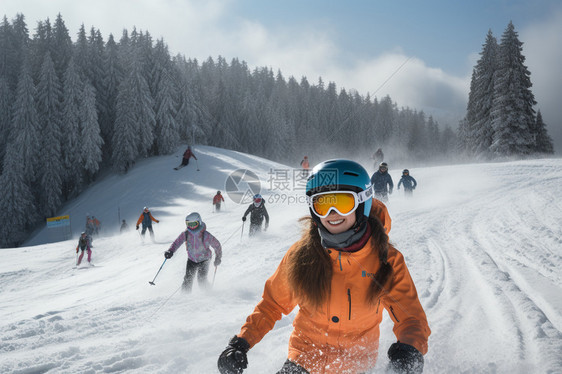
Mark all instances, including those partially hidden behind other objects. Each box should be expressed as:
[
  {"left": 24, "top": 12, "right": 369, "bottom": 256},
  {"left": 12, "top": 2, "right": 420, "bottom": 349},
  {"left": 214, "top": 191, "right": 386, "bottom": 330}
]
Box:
[
  {"left": 338, "top": 251, "right": 343, "bottom": 271},
  {"left": 389, "top": 305, "right": 400, "bottom": 322},
  {"left": 347, "top": 289, "right": 352, "bottom": 320}
]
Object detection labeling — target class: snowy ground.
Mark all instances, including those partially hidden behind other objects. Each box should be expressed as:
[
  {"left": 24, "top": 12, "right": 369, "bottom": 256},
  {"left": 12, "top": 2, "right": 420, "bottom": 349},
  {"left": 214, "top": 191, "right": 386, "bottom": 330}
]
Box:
[{"left": 1, "top": 146, "right": 561, "bottom": 373}]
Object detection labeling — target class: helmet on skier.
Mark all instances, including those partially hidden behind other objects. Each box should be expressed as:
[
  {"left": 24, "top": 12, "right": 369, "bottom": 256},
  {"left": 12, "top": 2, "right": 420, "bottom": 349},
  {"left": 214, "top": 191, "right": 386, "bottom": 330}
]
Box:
[
  {"left": 305, "top": 159, "right": 373, "bottom": 224},
  {"left": 379, "top": 162, "right": 388, "bottom": 171},
  {"left": 217, "top": 190, "right": 221, "bottom": 195},
  {"left": 185, "top": 212, "right": 202, "bottom": 231},
  {"left": 143, "top": 206, "right": 149, "bottom": 211},
  {"left": 81, "top": 231, "right": 87, "bottom": 236},
  {"left": 253, "top": 194, "right": 263, "bottom": 207},
  {"left": 403, "top": 169, "right": 409, "bottom": 175}
]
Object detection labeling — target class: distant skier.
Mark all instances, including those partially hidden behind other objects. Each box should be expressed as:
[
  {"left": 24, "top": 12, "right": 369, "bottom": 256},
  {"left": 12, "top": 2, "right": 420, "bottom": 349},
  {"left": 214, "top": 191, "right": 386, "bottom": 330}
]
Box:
[
  {"left": 372, "top": 148, "right": 384, "bottom": 169},
  {"left": 164, "top": 212, "right": 222, "bottom": 293},
  {"left": 85, "top": 216, "right": 95, "bottom": 236},
  {"left": 120, "top": 219, "right": 129, "bottom": 233},
  {"left": 397, "top": 169, "right": 417, "bottom": 197},
  {"left": 175, "top": 145, "right": 198, "bottom": 170},
  {"left": 91, "top": 216, "right": 101, "bottom": 235},
  {"left": 300, "top": 156, "right": 310, "bottom": 177},
  {"left": 136, "top": 207, "right": 159, "bottom": 241},
  {"left": 213, "top": 191, "right": 225, "bottom": 212},
  {"left": 75, "top": 232, "right": 93, "bottom": 266},
  {"left": 242, "top": 194, "right": 269, "bottom": 236},
  {"left": 370, "top": 162, "right": 394, "bottom": 203}
]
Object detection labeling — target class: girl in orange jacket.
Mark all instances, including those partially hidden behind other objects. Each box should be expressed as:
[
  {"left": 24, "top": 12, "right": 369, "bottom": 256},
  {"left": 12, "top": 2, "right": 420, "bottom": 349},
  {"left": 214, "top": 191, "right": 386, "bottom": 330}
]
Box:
[{"left": 218, "top": 159, "right": 430, "bottom": 374}]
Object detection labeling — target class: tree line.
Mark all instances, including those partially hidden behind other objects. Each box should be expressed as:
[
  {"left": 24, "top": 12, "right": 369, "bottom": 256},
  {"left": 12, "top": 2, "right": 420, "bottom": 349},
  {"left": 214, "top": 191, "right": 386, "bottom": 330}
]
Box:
[
  {"left": 3, "top": 14, "right": 547, "bottom": 247},
  {"left": 458, "top": 21, "right": 554, "bottom": 157}
]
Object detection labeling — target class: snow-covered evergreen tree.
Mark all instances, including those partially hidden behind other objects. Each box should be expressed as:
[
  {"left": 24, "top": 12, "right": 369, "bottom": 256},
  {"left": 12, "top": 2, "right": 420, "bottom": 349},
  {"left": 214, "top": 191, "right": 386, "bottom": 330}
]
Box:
[
  {"left": 11, "top": 55, "right": 41, "bottom": 182},
  {"left": 0, "top": 77, "right": 11, "bottom": 171},
  {"left": 79, "top": 82, "right": 104, "bottom": 178},
  {"left": 60, "top": 57, "right": 84, "bottom": 197},
  {"left": 36, "top": 52, "right": 63, "bottom": 216},
  {"left": 532, "top": 110, "right": 554, "bottom": 154},
  {"left": 490, "top": 21, "right": 536, "bottom": 156},
  {"left": 154, "top": 68, "right": 178, "bottom": 154},
  {"left": 0, "top": 142, "right": 36, "bottom": 247},
  {"left": 99, "top": 33, "right": 123, "bottom": 155},
  {"left": 459, "top": 70, "right": 478, "bottom": 154},
  {"left": 472, "top": 30, "right": 499, "bottom": 156},
  {"left": 112, "top": 58, "right": 143, "bottom": 173},
  {"left": 51, "top": 13, "right": 72, "bottom": 82}
]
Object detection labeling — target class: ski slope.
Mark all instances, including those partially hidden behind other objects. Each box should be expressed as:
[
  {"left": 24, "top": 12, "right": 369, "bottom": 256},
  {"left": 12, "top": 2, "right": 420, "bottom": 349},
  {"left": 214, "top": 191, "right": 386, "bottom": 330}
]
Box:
[{"left": 1, "top": 146, "right": 561, "bottom": 373}]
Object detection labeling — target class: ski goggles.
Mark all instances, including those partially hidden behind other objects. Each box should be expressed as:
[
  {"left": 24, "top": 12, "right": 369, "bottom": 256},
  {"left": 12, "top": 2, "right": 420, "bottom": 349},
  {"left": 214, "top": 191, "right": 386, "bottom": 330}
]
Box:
[
  {"left": 307, "top": 188, "right": 373, "bottom": 218},
  {"left": 186, "top": 221, "right": 200, "bottom": 229}
]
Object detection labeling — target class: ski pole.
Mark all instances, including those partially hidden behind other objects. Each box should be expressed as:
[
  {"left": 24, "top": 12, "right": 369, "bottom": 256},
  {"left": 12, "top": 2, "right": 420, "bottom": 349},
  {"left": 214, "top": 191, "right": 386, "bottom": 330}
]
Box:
[
  {"left": 195, "top": 159, "right": 200, "bottom": 171},
  {"left": 212, "top": 266, "right": 217, "bottom": 287},
  {"left": 241, "top": 221, "right": 245, "bottom": 239},
  {"left": 148, "top": 258, "right": 167, "bottom": 285},
  {"left": 75, "top": 252, "right": 79, "bottom": 266}
]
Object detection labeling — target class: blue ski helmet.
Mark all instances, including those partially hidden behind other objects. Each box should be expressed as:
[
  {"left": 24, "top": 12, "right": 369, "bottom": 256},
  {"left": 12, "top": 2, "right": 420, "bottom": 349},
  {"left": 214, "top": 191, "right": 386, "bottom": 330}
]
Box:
[{"left": 306, "top": 159, "right": 373, "bottom": 220}]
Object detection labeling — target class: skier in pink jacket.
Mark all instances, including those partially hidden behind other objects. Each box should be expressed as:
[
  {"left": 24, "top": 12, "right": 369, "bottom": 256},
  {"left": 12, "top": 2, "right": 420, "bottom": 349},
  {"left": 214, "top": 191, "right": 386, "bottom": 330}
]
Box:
[{"left": 164, "top": 212, "right": 222, "bottom": 292}]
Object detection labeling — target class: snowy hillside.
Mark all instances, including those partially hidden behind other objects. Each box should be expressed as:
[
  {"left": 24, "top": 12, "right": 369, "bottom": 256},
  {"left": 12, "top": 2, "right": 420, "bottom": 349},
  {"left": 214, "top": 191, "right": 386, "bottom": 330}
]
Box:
[{"left": 1, "top": 146, "right": 561, "bottom": 373}]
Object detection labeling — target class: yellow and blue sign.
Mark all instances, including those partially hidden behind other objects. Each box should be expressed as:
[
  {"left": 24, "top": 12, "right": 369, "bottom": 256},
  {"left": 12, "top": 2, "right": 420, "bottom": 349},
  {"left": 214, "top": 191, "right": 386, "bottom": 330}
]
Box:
[{"left": 46, "top": 215, "right": 70, "bottom": 228}]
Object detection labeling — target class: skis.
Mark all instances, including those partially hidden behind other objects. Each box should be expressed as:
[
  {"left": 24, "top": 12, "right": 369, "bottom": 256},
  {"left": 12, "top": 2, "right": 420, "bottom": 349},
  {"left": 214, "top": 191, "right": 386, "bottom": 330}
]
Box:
[{"left": 174, "top": 164, "right": 186, "bottom": 170}]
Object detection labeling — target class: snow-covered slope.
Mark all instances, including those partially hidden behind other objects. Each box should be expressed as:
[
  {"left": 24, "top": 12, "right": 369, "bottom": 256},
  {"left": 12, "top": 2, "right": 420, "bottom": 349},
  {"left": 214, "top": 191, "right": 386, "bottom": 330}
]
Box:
[{"left": 1, "top": 146, "right": 561, "bottom": 373}]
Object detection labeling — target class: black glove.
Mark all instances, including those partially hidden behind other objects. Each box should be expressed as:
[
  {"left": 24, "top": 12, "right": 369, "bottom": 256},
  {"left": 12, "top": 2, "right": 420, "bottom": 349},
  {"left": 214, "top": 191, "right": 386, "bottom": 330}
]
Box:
[
  {"left": 218, "top": 335, "right": 250, "bottom": 374},
  {"left": 136, "top": 225, "right": 139, "bottom": 230},
  {"left": 242, "top": 217, "right": 246, "bottom": 222},
  {"left": 214, "top": 257, "right": 221, "bottom": 266},
  {"left": 387, "top": 342, "right": 424, "bottom": 373},
  {"left": 164, "top": 250, "right": 173, "bottom": 259}
]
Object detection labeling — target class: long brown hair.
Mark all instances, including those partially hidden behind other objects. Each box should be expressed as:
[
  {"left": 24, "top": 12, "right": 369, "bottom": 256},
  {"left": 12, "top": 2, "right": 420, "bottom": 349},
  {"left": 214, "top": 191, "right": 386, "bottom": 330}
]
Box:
[{"left": 287, "top": 214, "right": 393, "bottom": 309}]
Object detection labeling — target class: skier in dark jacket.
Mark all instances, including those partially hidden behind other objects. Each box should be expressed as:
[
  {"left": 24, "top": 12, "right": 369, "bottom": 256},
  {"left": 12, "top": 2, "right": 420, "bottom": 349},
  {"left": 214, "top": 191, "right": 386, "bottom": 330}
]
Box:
[
  {"left": 242, "top": 194, "right": 269, "bottom": 236},
  {"left": 397, "top": 169, "right": 417, "bottom": 197},
  {"left": 175, "top": 146, "right": 197, "bottom": 169},
  {"left": 136, "top": 207, "right": 159, "bottom": 241},
  {"left": 370, "top": 162, "right": 394, "bottom": 203}
]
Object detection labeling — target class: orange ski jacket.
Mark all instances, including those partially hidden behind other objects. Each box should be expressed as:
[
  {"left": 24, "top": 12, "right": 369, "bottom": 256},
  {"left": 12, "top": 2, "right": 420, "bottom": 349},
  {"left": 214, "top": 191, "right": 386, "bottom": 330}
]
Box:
[
  {"left": 136, "top": 211, "right": 159, "bottom": 227},
  {"left": 237, "top": 203, "right": 429, "bottom": 374}
]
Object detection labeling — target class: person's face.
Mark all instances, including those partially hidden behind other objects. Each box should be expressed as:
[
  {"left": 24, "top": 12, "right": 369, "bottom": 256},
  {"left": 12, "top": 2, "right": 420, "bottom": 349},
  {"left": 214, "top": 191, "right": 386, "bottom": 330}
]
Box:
[
  {"left": 379, "top": 166, "right": 387, "bottom": 173},
  {"left": 144, "top": 208, "right": 148, "bottom": 213},
  {"left": 319, "top": 210, "right": 356, "bottom": 235}
]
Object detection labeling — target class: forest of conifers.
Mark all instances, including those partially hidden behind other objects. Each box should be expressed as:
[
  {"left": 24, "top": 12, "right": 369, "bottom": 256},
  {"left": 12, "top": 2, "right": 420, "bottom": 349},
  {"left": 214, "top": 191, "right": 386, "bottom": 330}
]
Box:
[{"left": 0, "top": 14, "right": 552, "bottom": 246}]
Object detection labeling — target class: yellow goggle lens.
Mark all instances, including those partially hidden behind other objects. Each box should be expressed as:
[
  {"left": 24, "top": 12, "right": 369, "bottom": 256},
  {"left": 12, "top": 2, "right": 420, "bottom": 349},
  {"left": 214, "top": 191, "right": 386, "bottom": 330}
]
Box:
[{"left": 312, "top": 192, "right": 356, "bottom": 216}]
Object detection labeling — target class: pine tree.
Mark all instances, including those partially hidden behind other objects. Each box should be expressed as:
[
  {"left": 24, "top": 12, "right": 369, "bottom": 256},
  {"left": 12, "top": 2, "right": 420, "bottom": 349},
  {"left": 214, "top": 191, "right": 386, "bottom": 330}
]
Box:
[
  {"left": 36, "top": 52, "right": 63, "bottom": 216},
  {"left": 154, "top": 68, "right": 178, "bottom": 154},
  {"left": 0, "top": 77, "right": 11, "bottom": 171},
  {"left": 112, "top": 58, "right": 142, "bottom": 172},
  {"left": 460, "top": 70, "right": 478, "bottom": 154},
  {"left": 60, "top": 57, "right": 84, "bottom": 197},
  {"left": 490, "top": 21, "right": 536, "bottom": 156},
  {"left": 100, "top": 34, "right": 123, "bottom": 155},
  {"left": 0, "top": 142, "right": 36, "bottom": 247},
  {"left": 11, "top": 54, "right": 41, "bottom": 182},
  {"left": 472, "top": 30, "right": 499, "bottom": 156},
  {"left": 0, "top": 16, "right": 19, "bottom": 90},
  {"left": 51, "top": 13, "right": 72, "bottom": 81},
  {"left": 74, "top": 24, "right": 90, "bottom": 82},
  {"left": 79, "top": 82, "right": 104, "bottom": 178},
  {"left": 533, "top": 110, "right": 554, "bottom": 154}
]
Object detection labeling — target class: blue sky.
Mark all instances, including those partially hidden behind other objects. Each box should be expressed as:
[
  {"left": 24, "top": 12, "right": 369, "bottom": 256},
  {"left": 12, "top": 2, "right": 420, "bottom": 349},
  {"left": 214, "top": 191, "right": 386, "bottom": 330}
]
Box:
[{"left": 5, "top": 0, "right": 562, "bottom": 151}]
